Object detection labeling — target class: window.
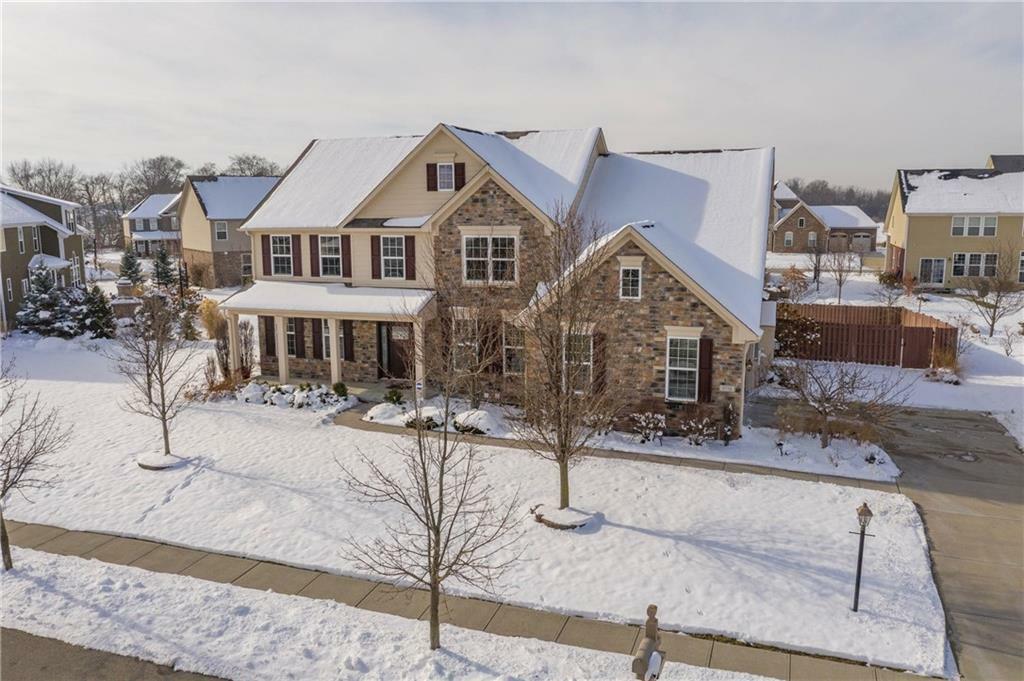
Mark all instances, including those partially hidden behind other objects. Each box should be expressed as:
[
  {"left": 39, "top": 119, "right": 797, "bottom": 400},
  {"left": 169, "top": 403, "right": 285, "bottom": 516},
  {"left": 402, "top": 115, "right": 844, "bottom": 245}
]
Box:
[
  {"left": 919, "top": 258, "right": 945, "bottom": 284},
  {"left": 503, "top": 324, "right": 524, "bottom": 374},
  {"left": 462, "top": 235, "right": 517, "bottom": 283},
  {"left": 271, "top": 236, "right": 292, "bottom": 275},
  {"left": 452, "top": 317, "right": 479, "bottom": 371},
  {"left": 5, "top": 278, "right": 11, "bottom": 302},
  {"left": 214, "top": 221, "right": 228, "bottom": 241},
  {"left": 666, "top": 337, "right": 699, "bottom": 402},
  {"left": 71, "top": 254, "right": 81, "bottom": 286},
  {"left": 148, "top": 218, "right": 157, "bottom": 231},
  {"left": 240, "top": 253, "right": 253, "bottom": 278},
  {"left": 322, "top": 319, "right": 331, "bottom": 359},
  {"left": 437, "top": 162, "right": 455, "bottom": 191},
  {"left": 953, "top": 252, "right": 998, "bottom": 277},
  {"left": 783, "top": 231, "right": 794, "bottom": 247},
  {"left": 952, "top": 215, "right": 997, "bottom": 237},
  {"left": 20, "top": 279, "right": 29, "bottom": 296},
  {"left": 797, "top": 217, "right": 806, "bottom": 228},
  {"left": 32, "top": 226, "right": 40, "bottom": 252},
  {"left": 563, "top": 333, "right": 593, "bottom": 392},
  {"left": 134, "top": 219, "right": 143, "bottom": 232},
  {"left": 286, "top": 318, "right": 297, "bottom": 356},
  {"left": 1019, "top": 251, "right": 1024, "bottom": 284},
  {"left": 17, "top": 227, "right": 24, "bottom": 254},
  {"left": 983, "top": 253, "right": 998, "bottom": 277},
  {"left": 620, "top": 267, "right": 641, "bottom": 300},
  {"left": 319, "top": 235, "right": 342, "bottom": 276},
  {"left": 171, "top": 217, "right": 179, "bottom": 230},
  {"left": 807, "top": 231, "right": 817, "bottom": 249},
  {"left": 381, "top": 235, "right": 405, "bottom": 279}
]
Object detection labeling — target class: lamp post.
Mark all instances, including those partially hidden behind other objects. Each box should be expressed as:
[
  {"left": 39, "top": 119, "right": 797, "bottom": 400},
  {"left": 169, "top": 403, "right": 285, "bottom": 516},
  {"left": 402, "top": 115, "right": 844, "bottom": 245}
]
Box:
[{"left": 852, "top": 502, "right": 873, "bottom": 612}]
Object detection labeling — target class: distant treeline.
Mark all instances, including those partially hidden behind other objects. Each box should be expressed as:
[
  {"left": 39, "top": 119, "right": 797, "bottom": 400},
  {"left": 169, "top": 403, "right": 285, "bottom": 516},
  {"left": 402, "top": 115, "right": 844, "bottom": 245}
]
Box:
[{"left": 784, "top": 178, "right": 890, "bottom": 222}]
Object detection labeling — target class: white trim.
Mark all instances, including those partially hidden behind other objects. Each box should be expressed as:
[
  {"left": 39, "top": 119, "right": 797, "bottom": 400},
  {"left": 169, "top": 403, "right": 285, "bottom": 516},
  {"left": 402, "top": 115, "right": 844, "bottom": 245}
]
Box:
[
  {"left": 951, "top": 215, "right": 998, "bottom": 237},
  {"left": 436, "top": 162, "right": 455, "bottom": 192},
  {"left": 321, "top": 317, "right": 332, "bottom": 359},
  {"left": 17, "top": 227, "right": 25, "bottom": 254},
  {"left": 5, "top": 278, "right": 12, "bottom": 302},
  {"left": 318, "top": 234, "right": 343, "bottom": 277},
  {"left": 461, "top": 234, "right": 518, "bottom": 285},
  {"left": 380, "top": 234, "right": 406, "bottom": 280},
  {"left": 286, "top": 317, "right": 297, "bottom": 357},
  {"left": 20, "top": 279, "right": 29, "bottom": 296},
  {"left": 664, "top": 325, "right": 703, "bottom": 337},
  {"left": 783, "top": 231, "right": 794, "bottom": 247},
  {"left": 952, "top": 252, "right": 998, "bottom": 277},
  {"left": 797, "top": 217, "right": 806, "bottom": 228},
  {"left": 665, "top": 335, "right": 699, "bottom": 403},
  {"left": 619, "top": 265, "right": 642, "bottom": 300},
  {"left": 502, "top": 323, "right": 524, "bottom": 375},
  {"left": 458, "top": 225, "right": 521, "bottom": 237},
  {"left": 214, "top": 220, "right": 229, "bottom": 241},
  {"left": 31, "top": 225, "right": 40, "bottom": 252},
  {"left": 918, "top": 257, "right": 945, "bottom": 285},
  {"left": 562, "top": 331, "right": 593, "bottom": 393},
  {"left": 270, "top": 235, "right": 293, "bottom": 276}
]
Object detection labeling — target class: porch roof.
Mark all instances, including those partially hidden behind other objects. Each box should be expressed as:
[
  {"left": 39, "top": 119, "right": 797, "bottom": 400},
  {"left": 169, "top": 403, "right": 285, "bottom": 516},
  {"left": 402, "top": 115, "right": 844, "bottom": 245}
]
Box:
[
  {"left": 219, "top": 280, "right": 434, "bottom": 319},
  {"left": 131, "top": 230, "right": 181, "bottom": 241}
]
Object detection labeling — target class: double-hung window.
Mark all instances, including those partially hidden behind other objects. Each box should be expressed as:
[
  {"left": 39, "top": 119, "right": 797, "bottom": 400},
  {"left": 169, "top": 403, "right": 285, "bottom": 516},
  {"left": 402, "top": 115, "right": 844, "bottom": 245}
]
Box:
[
  {"left": 5, "top": 278, "right": 12, "bottom": 302},
  {"left": 31, "top": 226, "right": 40, "bottom": 252},
  {"left": 286, "top": 318, "right": 297, "bottom": 356},
  {"left": 620, "top": 266, "right": 641, "bottom": 300},
  {"left": 20, "top": 279, "right": 29, "bottom": 296},
  {"left": 319, "top": 235, "right": 342, "bottom": 276},
  {"left": 437, "top": 163, "right": 455, "bottom": 191},
  {"left": 807, "top": 231, "right": 817, "bottom": 249},
  {"left": 952, "top": 216, "right": 997, "bottom": 237},
  {"left": 322, "top": 319, "right": 331, "bottom": 359},
  {"left": 240, "top": 253, "right": 253, "bottom": 278},
  {"left": 563, "top": 333, "right": 593, "bottom": 392},
  {"left": 452, "top": 317, "right": 479, "bottom": 371},
  {"left": 214, "top": 221, "right": 228, "bottom": 241},
  {"left": 797, "top": 217, "right": 806, "bottom": 228},
  {"left": 135, "top": 219, "right": 144, "bottom": 232},
  {"left": 783, "top": 231, "right": 794, "bottom": 247},
  {"left": 953, "top": 252, "right": 998, "bottom": 277},
  {"left": 665, "top": 337, "right": 699, "bottom": 402},
  {"left": 171, "top": 216, "right": 179, "bottom": 230},
  {"left": 271, "top": 235, "right": 293, "bottom": 275},
  {"left": 71, "top": 254, "right": 81, "bottom": 286},
  {"left": 381, "top": 236, "right": 405, "bottom": 279},
  {"left": 17, "top": 228, "right": 24, "bottom": 254},
  {"left": 503, "top": 324, "right": 524, "bottom": 374},
  {"left": 148, "top": 218, "right": 158, "bottom": 231},
  {"left": 463, "top": 235, "right": 517, "bottom": 283}
]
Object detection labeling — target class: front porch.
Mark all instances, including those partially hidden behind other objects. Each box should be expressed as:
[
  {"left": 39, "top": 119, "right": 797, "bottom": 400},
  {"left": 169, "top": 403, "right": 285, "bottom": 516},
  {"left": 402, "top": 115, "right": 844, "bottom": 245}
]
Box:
[{"left": 219, "top": 280, "right": 435, "bottom": 394}]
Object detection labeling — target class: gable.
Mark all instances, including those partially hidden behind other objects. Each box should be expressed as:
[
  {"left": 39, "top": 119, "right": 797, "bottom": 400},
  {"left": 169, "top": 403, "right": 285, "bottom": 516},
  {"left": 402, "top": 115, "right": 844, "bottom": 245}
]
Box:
[{"left": 774, "top": 203, "right": 825, "bottom": 231}]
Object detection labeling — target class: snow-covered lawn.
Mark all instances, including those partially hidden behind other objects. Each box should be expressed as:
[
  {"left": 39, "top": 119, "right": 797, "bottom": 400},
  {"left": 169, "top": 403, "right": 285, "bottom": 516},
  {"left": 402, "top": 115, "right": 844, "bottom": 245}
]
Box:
[
  {"left": 364, "top": 400, "right": 900, "bottom": 481},
  {"left": 3, "top": 334, "right": 949, "bottom": 676},
  {"left": 3, "top": 549, "right": 763, "bottom": 681}
]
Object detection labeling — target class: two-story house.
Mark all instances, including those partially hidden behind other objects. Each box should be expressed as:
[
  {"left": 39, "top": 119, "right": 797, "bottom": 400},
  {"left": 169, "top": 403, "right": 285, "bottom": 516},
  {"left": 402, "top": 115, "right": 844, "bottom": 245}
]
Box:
[
  {"left": 884, "top": 156, "right": 1024, "bottom": 286},
  {"left": 122, "top": 192, "right": 181, "bottom": 256},
  {"left": 179, "top": 175, "right": 279, "bottom": 287},
  {"left": 0, "top": 183, "right": 88, "bottom": 331},
  {"left": 220, "top": 124, "right": 775, "bottom": 428}
]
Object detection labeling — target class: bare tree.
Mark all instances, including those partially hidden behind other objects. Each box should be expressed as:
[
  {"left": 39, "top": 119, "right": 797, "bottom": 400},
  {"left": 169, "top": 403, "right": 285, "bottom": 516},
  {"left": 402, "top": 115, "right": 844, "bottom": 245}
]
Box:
[
  {"left": 193, "top": 162, "right": 219, "bottom": 175},
  {"left": 804, "top": 240, "right": 826, "bottom": 292},
  {"left": 5, "top": 158, "right": 81, "bottom": 201},
  {"left": 224, "top": 154, "right": 282, "bottom": 177},
  {"left": 872, "top": 281, "right": 903, "bottom": 307},
  {"left": 111, "top": 294, "right": 201, "bottom": 458},
  {"left": 959, "top": 244, "right": 1024, "bottom": 337},
  {"left": 781, "top": 265, "right": 810, "bottom": 302},
  {"left": 0, "top": 363, "right": 71, "bottom": 570},
  {"left": 775, "top": 360, "right": 912, "bottom": 447},
  {"left": 1000, "top": 325, "right": 1019, "bottom": 357},
  {"left": 342, "top": 280, "right": 521, "bottom": 651},
  {"left": 508, "top": 205, "right": 624, "bottom": 510},
  {"left": 824, "top": 251, "right": 857, "bottom": 303},
  {"left": 125, "top": 156, "right": 187, "bottom": 199}
]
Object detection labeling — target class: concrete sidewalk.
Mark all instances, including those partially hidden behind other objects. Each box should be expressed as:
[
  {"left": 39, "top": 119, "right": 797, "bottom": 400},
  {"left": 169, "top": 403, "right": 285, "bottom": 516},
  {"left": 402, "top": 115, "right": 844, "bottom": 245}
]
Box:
[{"left": 6, "top": 518, "right": 920, "bottom": 681}]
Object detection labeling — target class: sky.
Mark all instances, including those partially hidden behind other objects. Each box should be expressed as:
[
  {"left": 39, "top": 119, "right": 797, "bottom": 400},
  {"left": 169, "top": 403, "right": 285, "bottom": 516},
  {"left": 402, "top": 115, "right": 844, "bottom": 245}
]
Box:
[{"left": 2, "top": 2, "right": 1021, "bottom": 190}]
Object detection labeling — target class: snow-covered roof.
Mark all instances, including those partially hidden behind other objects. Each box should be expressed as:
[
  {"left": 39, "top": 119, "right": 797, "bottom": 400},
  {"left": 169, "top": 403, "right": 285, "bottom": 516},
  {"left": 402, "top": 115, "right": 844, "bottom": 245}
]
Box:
[
  {"left": 0, "top": 182, "right": 81, "bottom": 209},
  {"left": 29, "top": 253, "right": 72, "bottom": 269},
  {"left": 578, "top": 148, "right": 774, "bottom": 335},
  {"left": 191, "top": 176, "right": 280, "bottom": 221},
  {"left": 382, "top": 215, "right": 431, "bottom": 228},
  {"left": 0, "top": 192, "right": 72, "bottom": 235},
  {"left": 774, "top": 181, "right": 799, "bottom": 202},
  {"left": 808, "top": 205, "right": 876, "bottom": 229},
  {"left": 219, "top": 281, "right": 434, "bottom": 317},
  {"left": 123, "top": 193, "right": 180, "bottom": 219},
  {"left": 130, "top": 230, "right": 181, "bottom": 241},
  {"left": 898, "top": 169, "right": 1024, "bottom": 214},
  {"left": 445, "top": 125, "right": 601, "bottom": 217},
  {"left": 243, "top": 137, "right": 424, "bottom": 230}
]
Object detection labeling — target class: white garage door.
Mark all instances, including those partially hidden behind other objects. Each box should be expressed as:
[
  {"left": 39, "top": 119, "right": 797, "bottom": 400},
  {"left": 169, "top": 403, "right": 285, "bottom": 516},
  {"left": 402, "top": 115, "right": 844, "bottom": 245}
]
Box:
[{"left": 851, "top": 233, "right": 873, "bottom": 252}]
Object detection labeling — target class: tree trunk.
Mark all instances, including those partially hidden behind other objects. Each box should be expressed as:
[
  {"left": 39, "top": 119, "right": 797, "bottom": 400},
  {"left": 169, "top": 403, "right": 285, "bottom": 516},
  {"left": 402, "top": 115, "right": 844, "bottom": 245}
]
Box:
[
  {"left": 0, "top": 506, "right": 13, "bottom": 571},
  {"left": 161, "top": 416, "right": 171, "bottom": 457},
  {"left": 429, "top": 577, "right": 440, "bottom": 650},
  {"left": 558, "top": 459, "right": 570, "bottom": 510},
  {"left": 819, "top": 417, "right": 831, "bottom": 448}
]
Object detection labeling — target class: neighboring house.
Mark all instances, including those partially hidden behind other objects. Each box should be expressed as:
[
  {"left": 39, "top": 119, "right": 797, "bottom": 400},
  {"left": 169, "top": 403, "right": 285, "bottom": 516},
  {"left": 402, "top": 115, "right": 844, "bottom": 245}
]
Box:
[
  {"left": 884, "top": 160, "right": 1024, "bottom": 286},
  {"left": 121, "top": 192, "right": 181, "bottom": 256},
  {"left": 0, "top": 183, "right": 88, "bottom": 331},
  {"left": 986, "top": 154, "right": 1024, "bottom": 172},
  {"left": 179, "top": 175, "right": 279, "bottom": 287},
  {"left": 769, "top": 201, "right": 878, "bottom": 253},
  {"left": 220, "top": 124, "right": 775, "bottom": 429}
]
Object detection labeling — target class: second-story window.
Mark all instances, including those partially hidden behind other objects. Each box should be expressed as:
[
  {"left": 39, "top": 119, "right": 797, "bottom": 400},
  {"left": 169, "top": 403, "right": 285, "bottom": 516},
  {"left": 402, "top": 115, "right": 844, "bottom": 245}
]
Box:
[
  {"left": 171, "top": 216, "right": 179, "bottom": 230},
  {"left": 17, "top": 227, "right": 24, "bottom": 254},
  {"left": 797, "top": 217, "right": 806, "bottom": 228},
  {"left": 381, "top": 235, "right": 405, "bottom": 279},
  {"left": 437, "top": 163, "right": 455, "bottom": 191},
  {"left": 134, "top": 219, "right": 143, "bottom": 231},
  {"left": 32, "top": 226, "right": 40, "bottom": 252},
  {"left": 463, "top": 235, "right": 517, "bottom": 283},
  {"left": 148, "top": 218, "right": 158, "bottom": 231},
  {"left": 214, "top": 221, "right": 228, "bottom": 241},
  {"left": 620, "top": 266, "right": 641, "bottom": 300},
  {"left": 319, "top": 235, "right": 342, "bottom": 276},
  {"left": 952, "top": 215, "right": 997, "bottom": 237},
  {"left": 271, "top": 235, "right": 292, "bottom": 275}
]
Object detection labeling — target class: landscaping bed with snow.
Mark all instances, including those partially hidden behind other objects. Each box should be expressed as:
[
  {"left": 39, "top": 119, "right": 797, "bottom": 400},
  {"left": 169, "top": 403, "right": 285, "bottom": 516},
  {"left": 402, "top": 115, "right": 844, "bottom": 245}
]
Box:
[
  {"left": 5, "top": 333, "right": 950, "bottom": 676},
  {"left": 2, "top": 549, "right": 761, "bottom": 681}
]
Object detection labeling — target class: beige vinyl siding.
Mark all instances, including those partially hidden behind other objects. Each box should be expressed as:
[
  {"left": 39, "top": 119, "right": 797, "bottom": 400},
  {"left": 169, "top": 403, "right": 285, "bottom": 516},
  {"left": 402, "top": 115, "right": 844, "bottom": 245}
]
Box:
[
  {"left": 903, "top": 214, "right": 1023, "bottom": 284},
  {"left": 178, "top": 183, "right": 213, "bottom": 252},
  {"left": 883, "top": 176, "right": 909, "bottom": 249}
]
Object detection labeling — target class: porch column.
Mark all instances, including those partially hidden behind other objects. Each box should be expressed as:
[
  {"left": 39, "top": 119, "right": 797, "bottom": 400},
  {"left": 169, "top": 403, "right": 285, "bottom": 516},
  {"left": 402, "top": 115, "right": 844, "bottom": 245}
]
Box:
[
  {"left": 274, "top": 315, "right": 289, "bottom": 384},
  {"left": 227, "top": 312, "right": 241, "bottom": 377},
  {"left": 327, "top": 318, "right": 341, "bottom": 386},
  {"left": 413, "top": 319, "right": 425, "bottom": 401}
]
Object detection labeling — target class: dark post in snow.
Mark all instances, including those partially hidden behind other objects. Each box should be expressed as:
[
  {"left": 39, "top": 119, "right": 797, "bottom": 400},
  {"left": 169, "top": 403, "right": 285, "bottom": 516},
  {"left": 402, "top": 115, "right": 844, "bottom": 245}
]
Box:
[{"left": 852, "top": 502, "right": 873, "bottom": 612}]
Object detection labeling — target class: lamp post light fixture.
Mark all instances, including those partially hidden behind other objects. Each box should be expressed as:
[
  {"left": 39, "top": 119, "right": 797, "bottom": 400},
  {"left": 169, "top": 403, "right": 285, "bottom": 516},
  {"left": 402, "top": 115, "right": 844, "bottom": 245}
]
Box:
[{"left": 852, "top": 502, "right": 874, "bottom": 612}]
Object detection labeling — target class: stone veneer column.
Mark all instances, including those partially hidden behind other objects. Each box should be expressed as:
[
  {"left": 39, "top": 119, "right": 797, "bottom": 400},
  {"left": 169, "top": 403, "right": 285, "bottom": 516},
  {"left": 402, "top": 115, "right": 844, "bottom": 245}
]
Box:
[{"left": 274, "top": 315, "right": 289, "bottom": 384}]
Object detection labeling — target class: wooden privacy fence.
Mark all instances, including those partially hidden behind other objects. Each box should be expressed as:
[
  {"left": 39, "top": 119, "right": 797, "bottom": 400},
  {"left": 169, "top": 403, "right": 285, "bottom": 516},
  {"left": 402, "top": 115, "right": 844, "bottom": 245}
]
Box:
[{"left": 776, "top": 304, "right": 958, "bottom": 369}]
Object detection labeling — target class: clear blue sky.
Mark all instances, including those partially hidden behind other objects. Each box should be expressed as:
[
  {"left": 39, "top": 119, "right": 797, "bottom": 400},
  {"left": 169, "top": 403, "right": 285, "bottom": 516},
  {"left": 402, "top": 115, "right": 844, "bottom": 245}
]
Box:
[{"left": 3, "top": 2, "right": 1021, "bottom": 189}]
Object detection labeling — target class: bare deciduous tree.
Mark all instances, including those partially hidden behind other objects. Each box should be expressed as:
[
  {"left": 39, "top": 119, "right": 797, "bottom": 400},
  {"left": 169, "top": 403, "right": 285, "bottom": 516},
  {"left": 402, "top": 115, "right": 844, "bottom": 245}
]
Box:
[
  {"left": 342, "top": 279, "right": 522, "bottom": 651},
  {"left": 111, "top": 294, "right": 202, "bottom": 458},
  {"left": 781, "top": 265, "right": 810, "bottom": 302},
  {"left": 872, "top": 281, "right": 903, "bottom": 307},
  {"left": 959, "top": 244, "right": 1024, "bottom": 337},
  {"left": 224, "top": 154, "right": 282, "bottom": 177},
  {"left": 125, "top": 156, "right": 187, "bottom": 200},
  {"left": 804, "top": 240, "right": 826, "bottom": 292},
  {"left": 775, "top": 360, "right": 912, "bottom": 448},
  {"left": 0, "top": 363, "right": 71, "bottom": 570},
  {"left": 824, "top": 251, "right": 857, "bottom": 303},
  {"left": 5, "top": 159, "right": 82, "bottom": 201},
  {"left": 509, "top": 204, "right": 624, "bottom": 509}
]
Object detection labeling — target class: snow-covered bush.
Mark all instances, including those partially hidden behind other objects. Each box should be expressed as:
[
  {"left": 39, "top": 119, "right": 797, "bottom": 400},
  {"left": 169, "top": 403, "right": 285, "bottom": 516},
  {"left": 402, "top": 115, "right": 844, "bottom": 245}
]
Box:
[
  {"left": 721, "top": 402, "right": 738, "bottom": 446},
  {"left": 240, "top": 382, "right": 268, "bottom": 404},
  {"left": 924, "top": 367, "right": 960, "bottom": 385},
  {"left": 247, "top": 382, "right": 355, "bottom": 412},
  {"left": 404, "top": 406, "right": 444, "bottom": 431},
  {"left": 453, "top": 409, "right": 497, "bottom": 435},
  {"left": 679, "top": 416, "right": 716, "bottom": 447},
  {"left": 365, "top": 402, "right": 406, "bottom": 422},
  {"left": 629, "top": 412, "right": 666, "bottom": 445}
]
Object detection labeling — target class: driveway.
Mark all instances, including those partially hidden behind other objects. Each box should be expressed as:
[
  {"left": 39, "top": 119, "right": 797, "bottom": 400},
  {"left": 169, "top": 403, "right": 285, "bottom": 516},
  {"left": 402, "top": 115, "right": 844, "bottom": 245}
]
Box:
[{"left": 749, "top": 397, "right": 1024, "bottom": 681}]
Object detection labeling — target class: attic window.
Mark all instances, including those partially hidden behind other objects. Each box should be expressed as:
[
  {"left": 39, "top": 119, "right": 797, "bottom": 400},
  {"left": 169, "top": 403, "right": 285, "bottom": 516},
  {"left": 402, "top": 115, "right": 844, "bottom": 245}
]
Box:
[
  {"left": 797, "top": 217, "right": 806, "bottom": 228},
  {"left": 437, "top": 163, "right": 455, "bottom": 191}
]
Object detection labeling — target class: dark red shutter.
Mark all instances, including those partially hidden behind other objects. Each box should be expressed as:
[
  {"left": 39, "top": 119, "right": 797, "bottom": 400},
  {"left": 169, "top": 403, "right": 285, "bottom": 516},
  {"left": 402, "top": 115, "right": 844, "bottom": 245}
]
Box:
[
  {"left": 454, "top": 163, "right": 466, "bottom": 190},
  {"left": 341, "top": 235, "right": 352, "bottom": 277},
  {"left": 343, "top": 320, "right": 354, "bottom": 361},
  {"left": 294, "top": 318, "right": 305, "bottom": 359},
  {"left": 311, "top": 318, "right": 323, "bottom": 359},
  {"left": 291, "top": 235, "right": 302, "bottom": 276},
  {"left": 309, "top": 235, "right": 320, "bottom": 277},
  {"left": 262, "top": 316, "right": 275, "bottom": 357},
  {"left": 592, "top": 332, "right": 607, "bottom": 392},
  {"left": 261, "top": 235, "right": 271, "bottom": 276},
  {"left": 426, "top": 163, "right": 438, "bottom": 191},
  {"left": 404, "top": 235, "right": 415, "bottom": 280},
  {"left": 370, "top": 235, "right": 381, "bottom": 279},
  {"left": 698, "top": 338, "right": 713, "bottom": 403}
]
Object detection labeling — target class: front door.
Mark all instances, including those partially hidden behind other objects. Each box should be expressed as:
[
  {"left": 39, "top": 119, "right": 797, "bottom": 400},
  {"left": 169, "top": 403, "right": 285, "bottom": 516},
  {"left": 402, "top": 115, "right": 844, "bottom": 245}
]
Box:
[{"left": 378, "top": 322, "right": 412, "bottom": 379}]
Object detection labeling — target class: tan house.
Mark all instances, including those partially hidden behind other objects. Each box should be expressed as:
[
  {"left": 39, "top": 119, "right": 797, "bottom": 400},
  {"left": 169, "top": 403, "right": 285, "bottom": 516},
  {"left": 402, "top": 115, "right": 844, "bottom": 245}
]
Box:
[
  {"left": 0, "top": 183, "right": 88, "bottom": 331},
  {"left": 179, "top": 175, "right": 278, "bottom": 287},
  {"left": 220, "top": 124, "right": 775, "bottom": 428},
  {"left": 884, "top": 160, "right": 1024, "bottom": 287},
  {"left": 122, "top": 192, "right": 181, "bottom": 256}
]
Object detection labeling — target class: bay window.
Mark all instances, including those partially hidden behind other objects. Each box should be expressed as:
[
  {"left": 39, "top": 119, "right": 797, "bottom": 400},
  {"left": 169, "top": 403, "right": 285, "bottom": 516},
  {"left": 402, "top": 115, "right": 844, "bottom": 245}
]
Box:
[
  {"left": 271, "top": 236, "right": 292, "bottom": 275},
  {"left": 666, "top": 337, "right": 699, "bottom": 402}
]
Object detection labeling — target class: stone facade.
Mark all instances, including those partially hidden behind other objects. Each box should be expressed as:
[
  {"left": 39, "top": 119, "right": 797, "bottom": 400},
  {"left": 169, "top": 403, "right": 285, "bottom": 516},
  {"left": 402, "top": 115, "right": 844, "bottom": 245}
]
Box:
[
  {"left": 258, "top": 317, "right": 380, "bottom": 384},
  {"left": 183, "top": 248, "right": 245, "bottom": 288},
  {"left": 770, "top": 204, "right": 827, "bottom": 253}
]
